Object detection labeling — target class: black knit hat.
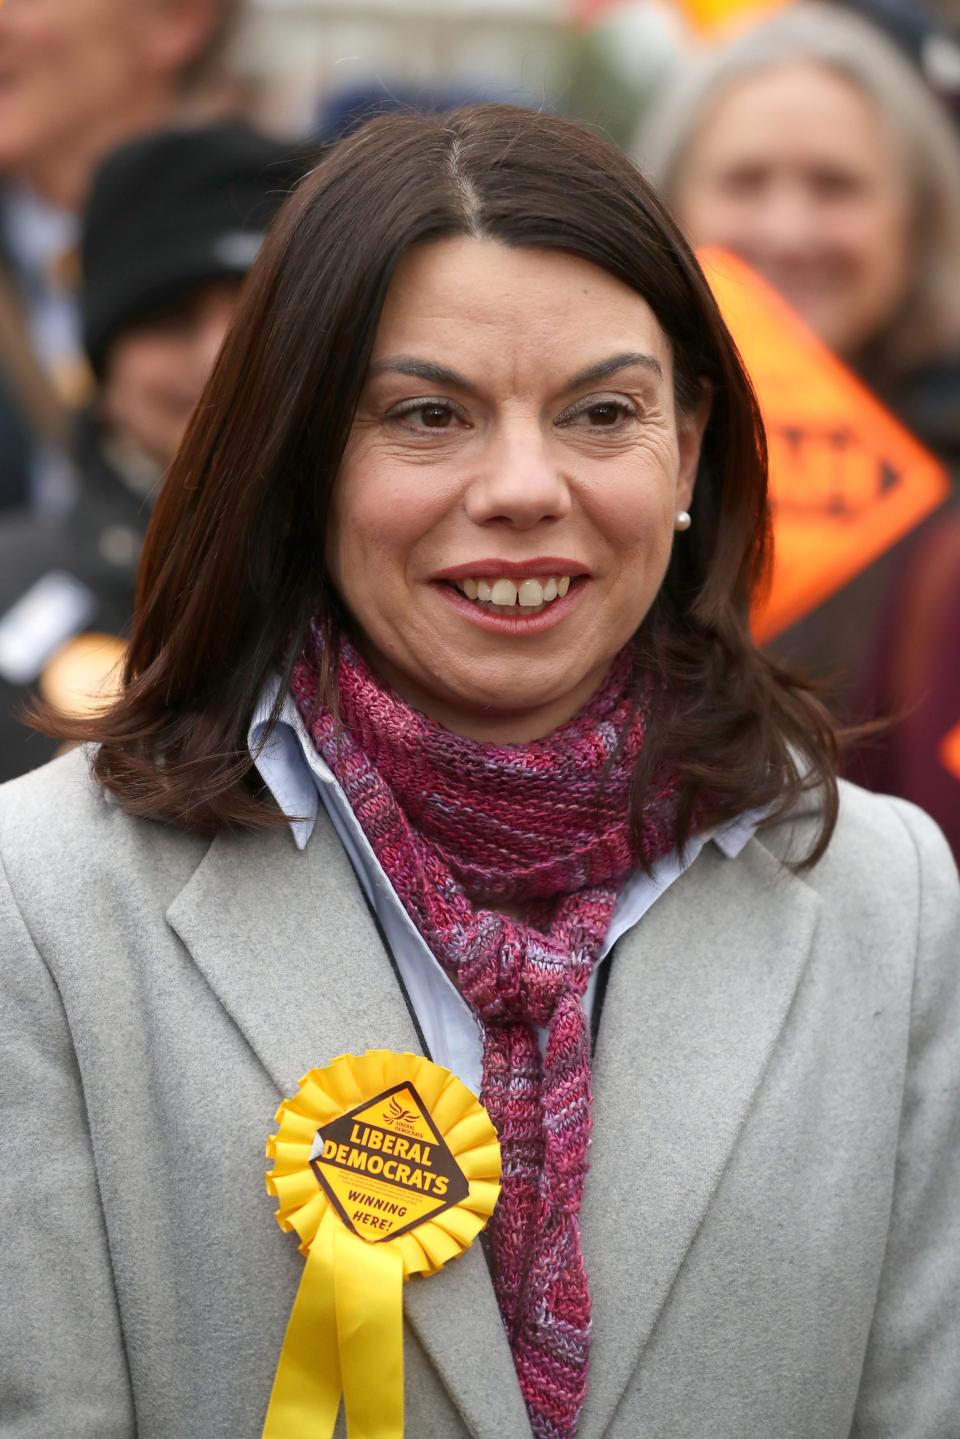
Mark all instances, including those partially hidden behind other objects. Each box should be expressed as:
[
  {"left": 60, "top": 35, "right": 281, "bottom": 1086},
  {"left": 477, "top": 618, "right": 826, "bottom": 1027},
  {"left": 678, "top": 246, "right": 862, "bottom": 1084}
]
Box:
[{"left": 81, "top": 122, "right": 319, "bottom": 376}]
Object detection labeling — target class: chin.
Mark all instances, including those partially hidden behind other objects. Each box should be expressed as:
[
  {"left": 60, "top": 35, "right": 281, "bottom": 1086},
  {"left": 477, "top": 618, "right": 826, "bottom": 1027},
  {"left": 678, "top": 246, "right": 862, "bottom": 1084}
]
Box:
[
  {"left": 451, "top": 687, "right": 565, "bottom": 720},
  {"left": 439, "top": 661, "right": 572, "bottom": 707},
  {"left": 423, "top": 663, "right": 601, "bottom": 740}
]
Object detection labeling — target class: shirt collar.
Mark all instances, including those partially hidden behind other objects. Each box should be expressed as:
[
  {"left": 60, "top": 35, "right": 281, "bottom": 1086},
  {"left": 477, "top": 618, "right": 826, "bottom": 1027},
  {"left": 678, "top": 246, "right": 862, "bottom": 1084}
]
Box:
[
  {"left": 249, "top": 676, "right": 325, "bottom": 850},
  {"left": 248, "top": 677, "right": 757, "bottom": 861}
]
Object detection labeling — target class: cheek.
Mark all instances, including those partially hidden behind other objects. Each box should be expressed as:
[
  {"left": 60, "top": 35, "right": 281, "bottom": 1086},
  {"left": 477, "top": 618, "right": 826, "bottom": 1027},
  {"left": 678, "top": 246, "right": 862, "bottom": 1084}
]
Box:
[
  {"left": 7, "top": 35, "right": 67, "bottom": 112},
  {"left": 37, "top": 10, "right": 140, "bottom": 104},
  {"left": 826, "top": 199, "right": 912, "bottom": 341},
  {"left": 123, "top": 345, "right": 182, "bottom": 403},
  {"left": 591, "top": 466, "right": 678, "bottom": 582},
  {"left": 27, "top": 21, "right": 99, "bottom": 86},
  {"left": 326, "top": 465, "right": 417, "bottom": 606},
  {"left": 330, "top": 444, "right": 456, "bottom": 581},
  {"left": 825, "top": 191, "right": 907, "bottom": 263},
  {"left": 10, "top": 8, "right": 69, "bottom": 53},
  {"left": 856, "top": 205, "right": 911, "bottom": 293}
]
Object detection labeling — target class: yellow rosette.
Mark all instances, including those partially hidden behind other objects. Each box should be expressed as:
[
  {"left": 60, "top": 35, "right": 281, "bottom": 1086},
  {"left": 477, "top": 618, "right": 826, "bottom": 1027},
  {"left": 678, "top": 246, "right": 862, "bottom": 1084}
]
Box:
[{"left": 263, "top": 1049, "right": 501, "bottom": 1439}]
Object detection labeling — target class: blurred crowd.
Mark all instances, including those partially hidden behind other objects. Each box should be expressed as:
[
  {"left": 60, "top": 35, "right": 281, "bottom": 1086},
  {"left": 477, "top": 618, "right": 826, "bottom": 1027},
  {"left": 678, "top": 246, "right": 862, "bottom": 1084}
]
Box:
[{"left": 0, "top": 0, "right": 958, "bottom": 856}]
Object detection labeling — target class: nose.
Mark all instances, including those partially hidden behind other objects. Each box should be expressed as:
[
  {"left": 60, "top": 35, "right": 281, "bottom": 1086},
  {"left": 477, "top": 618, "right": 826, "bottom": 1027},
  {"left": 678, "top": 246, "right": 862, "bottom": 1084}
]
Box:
[
  {"left": 464, "top": 422, "right": 572, "bottom": 530},
  {"left": 751, "top": 179, "right": 822, "bottom": 261}
]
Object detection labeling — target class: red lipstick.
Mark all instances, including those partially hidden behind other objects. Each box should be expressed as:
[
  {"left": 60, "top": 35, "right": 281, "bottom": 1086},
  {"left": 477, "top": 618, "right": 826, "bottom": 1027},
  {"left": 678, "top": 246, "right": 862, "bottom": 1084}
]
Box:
[{"left": 433, "top": 557, "right": 590, "bottom": 582}]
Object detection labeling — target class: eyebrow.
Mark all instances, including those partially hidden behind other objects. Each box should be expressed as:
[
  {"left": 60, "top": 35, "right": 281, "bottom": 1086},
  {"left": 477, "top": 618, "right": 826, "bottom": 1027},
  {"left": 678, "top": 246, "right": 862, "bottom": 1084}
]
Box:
[
  {"left": 367, "top": 357, "right": 477, "bottom": 391},
  {"left": 366, "top": 350, "right": 663, "bottom": 392},
  {"left": 567, "top": 351, "right": 663, "bottom": 387}
]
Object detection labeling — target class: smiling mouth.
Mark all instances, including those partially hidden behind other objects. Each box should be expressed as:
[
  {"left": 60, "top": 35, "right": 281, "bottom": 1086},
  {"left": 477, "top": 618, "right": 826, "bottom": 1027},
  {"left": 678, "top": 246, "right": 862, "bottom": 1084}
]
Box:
[{"left": 447, "top": 574, "right": 575, "bottom": 615}]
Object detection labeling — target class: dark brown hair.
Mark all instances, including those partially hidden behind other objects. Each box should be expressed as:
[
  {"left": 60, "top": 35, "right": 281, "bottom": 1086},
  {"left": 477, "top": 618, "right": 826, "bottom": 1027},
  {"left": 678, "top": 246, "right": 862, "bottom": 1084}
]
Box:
[{"left": 44, "top": 105, "right": 838, "bottom": 861}]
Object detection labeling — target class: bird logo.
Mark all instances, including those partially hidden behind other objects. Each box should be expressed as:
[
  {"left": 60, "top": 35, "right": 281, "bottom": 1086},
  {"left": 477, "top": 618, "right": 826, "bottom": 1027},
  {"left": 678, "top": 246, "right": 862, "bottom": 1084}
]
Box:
[{"left": 385, "top": 1094, "right": 415, "bottom": 1126}]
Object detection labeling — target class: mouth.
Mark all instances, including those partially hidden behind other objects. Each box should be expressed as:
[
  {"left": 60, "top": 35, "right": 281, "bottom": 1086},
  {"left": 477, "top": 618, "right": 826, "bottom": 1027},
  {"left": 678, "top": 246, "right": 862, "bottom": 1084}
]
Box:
[
  {"left": 451, "top": 572, "right": 574, "bottom": 615},
  {"left": 434, "top": 558, "right": 588, "bottom": 612},
  {"left": 432, "top": 561, "right": 589, "bottom": 633}
]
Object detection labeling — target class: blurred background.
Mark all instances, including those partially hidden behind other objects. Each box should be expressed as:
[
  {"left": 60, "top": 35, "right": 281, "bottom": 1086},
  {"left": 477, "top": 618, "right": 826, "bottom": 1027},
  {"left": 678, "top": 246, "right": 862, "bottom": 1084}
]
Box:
[{"left": 0, "top": 0, "right": 958, "bottom": 855}]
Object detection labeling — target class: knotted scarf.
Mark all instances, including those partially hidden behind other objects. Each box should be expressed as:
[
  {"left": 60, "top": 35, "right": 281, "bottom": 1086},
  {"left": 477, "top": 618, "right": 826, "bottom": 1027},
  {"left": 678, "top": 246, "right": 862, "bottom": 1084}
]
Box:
[{"left": 291, "top": 632, "right": 682, "bottom": 1439}]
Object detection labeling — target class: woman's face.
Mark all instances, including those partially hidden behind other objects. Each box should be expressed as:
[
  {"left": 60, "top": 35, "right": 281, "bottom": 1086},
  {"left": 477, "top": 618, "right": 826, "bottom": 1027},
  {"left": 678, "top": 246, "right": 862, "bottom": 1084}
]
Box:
[
  {"left": 102, "top": 280, "right": 240, "bottom": 468},
  {"left": 328, "top": 237, "right": 707, "bottom": 743},
  {"left": 672, "top": 62, "right": 912, "bottom": 360}
]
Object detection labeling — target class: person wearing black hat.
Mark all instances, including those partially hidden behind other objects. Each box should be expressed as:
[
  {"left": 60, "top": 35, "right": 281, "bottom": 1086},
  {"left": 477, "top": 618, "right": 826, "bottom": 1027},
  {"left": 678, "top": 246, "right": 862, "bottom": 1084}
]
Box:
[
  {"left": 83, "top": 121, "right": 319, "bottom": 465},
  {"left": 0, "top": 122, "right": 318, "bottom": 782}
]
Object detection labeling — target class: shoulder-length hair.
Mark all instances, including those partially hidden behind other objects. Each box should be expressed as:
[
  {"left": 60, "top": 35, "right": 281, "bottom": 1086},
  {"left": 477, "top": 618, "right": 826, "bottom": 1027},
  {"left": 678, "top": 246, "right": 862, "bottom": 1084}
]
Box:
[
  {"left": 638, "top": 1, "right": 960, "bottom": 384},
  {"left": 44, "top": 104, "right": 838, "bottom": 862}
]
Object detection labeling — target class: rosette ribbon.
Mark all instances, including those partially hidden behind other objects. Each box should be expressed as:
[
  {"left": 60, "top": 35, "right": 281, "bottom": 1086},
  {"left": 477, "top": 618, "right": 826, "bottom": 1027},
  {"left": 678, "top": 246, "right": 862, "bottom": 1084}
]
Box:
[{"left": 262, "top": 1050, "right": 501, "bottom": 1438}]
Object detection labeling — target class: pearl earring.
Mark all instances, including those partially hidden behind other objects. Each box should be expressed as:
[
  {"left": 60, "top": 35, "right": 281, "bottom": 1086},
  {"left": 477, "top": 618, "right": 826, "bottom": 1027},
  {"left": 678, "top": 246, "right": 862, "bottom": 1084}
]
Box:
[{"left": 675, "top": 510, "right": 692, "bottom": 531}]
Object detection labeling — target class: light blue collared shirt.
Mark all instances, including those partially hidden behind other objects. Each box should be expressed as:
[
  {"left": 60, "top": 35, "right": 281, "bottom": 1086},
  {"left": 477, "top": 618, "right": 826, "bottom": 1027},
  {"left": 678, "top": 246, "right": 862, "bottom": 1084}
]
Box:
[{"left": 250, "top": 680, "right": 757, "bottom": 1094}]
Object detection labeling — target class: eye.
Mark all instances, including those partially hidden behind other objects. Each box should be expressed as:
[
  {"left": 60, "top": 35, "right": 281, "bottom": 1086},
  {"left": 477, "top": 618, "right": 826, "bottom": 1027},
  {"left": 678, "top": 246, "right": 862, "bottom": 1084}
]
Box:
[
  {"left": 556, "top": 395, "right": 639, "bottom": 431},
  {"left": 811, "top": 169, "right": 863, "bottom": 200},
  {"left": 718, "top": 165, "right": 769, "bottom": 198},
  {"left": 387, "top": 397, "right": 467, "bottom": 432}
]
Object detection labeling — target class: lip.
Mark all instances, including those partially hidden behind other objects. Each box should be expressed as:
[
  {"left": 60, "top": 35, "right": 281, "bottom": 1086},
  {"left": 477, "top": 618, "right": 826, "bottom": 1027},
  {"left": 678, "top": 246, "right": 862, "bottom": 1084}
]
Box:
[
  {"left": 432, "top": 556, "right": 590, "bottom": 582},
  {"left": 436, "top": 576, "right": 588, "bottom": 635}
]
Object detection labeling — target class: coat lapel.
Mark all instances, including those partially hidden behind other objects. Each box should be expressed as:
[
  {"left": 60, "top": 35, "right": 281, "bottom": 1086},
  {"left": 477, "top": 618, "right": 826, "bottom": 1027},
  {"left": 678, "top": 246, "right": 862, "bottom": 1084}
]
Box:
[
  {"left": 166, "top": 814, "right": 530, "bottom": 1439},
  {"left": 576, "top": 835, "right": 821, "bottom": 1439},
  {"left": 166, "top": 816, "right": 419, "bottom": 1094}
]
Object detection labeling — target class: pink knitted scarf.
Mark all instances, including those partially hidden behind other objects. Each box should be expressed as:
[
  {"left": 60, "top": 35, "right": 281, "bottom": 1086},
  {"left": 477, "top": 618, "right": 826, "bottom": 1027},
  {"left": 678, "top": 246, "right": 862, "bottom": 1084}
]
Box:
[{"left": 291, "top": 633, "right": 681, "bottom": 1439}]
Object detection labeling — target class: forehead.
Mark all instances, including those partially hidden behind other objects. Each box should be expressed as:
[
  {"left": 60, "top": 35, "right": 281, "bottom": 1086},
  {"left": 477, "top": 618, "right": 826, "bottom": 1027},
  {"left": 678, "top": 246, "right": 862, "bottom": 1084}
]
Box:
[
  {"left": 370, "top": 236, "right": 673, "bottom": 384},
  {"left": 692, "top": 61, "right": 897, "bottom": 174}
]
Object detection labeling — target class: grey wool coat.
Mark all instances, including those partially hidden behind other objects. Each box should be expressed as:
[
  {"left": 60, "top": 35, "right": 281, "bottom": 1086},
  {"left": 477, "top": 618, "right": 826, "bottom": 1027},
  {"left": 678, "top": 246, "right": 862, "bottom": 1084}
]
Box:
[{"left": 1, "top": 748, "right": 959, "bottom": 1439}]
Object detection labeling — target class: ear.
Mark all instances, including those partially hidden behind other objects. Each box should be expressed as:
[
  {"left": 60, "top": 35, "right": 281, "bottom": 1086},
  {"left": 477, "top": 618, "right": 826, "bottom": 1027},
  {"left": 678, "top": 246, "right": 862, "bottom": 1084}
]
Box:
[
  {"left": 137, "top": 0, "right": 223, "bottom": 82},
  {"left": 675, "top": 381, "right": 712, "bottom": 513}
]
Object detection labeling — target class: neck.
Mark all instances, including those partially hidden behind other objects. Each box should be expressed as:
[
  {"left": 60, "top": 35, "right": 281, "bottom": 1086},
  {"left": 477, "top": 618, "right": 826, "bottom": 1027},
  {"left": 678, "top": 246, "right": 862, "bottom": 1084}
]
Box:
[
  {"left": 291, "top": 631, "right": 657, "bottom": 907},
  {"left": 16, "top": 91, "right": 179, "bottom": 211}
]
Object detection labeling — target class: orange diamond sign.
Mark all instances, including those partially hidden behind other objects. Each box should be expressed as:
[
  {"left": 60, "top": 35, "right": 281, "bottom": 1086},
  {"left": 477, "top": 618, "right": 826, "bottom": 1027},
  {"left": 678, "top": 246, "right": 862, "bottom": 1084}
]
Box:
[
  {"left": 309, "top": 1082, "right": 469, "bottom": 1244},
  {"left": 699, "top": 248, "right": 950, "bottom": 642}
]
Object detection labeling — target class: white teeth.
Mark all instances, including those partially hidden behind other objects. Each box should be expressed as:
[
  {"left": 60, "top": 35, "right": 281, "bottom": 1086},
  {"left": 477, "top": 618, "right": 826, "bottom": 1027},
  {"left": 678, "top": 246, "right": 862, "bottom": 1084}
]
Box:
[{"left": 454, "top": 574, "right": 574, "bottom": 609}]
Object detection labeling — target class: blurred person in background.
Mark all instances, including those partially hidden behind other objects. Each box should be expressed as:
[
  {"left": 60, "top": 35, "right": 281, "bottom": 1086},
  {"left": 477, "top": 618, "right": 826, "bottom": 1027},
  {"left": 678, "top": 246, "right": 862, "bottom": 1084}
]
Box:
[
  {"left": 0, "top": 0, "right": 244, "bottom": 515},
  {"left": 638, "top": 0, "right": 960, "bottom": 783},
  {"left": 640, "top": 2, "right": 960, "bottom": 468},
  {"left": 0, "top": 122, "right": 317, "bottom": 783}
]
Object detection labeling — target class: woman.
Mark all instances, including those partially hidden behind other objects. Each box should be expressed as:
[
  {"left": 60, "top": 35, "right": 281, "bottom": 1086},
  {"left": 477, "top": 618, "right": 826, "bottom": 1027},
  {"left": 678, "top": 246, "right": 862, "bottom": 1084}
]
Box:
[
  {"left": 639, "top": 1, "right": 960, "bottom": 468},
  {"left": 1, "top": 106, "right": 956, "bottom": 1439},
  {"left": 639, "top": 4, "right": 960, "bottom": 730}
]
